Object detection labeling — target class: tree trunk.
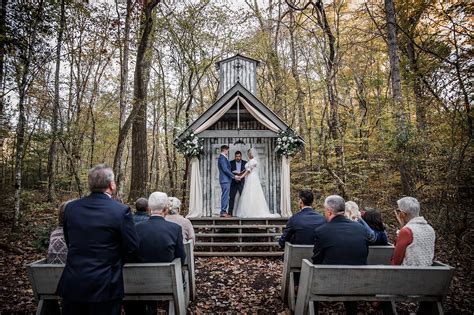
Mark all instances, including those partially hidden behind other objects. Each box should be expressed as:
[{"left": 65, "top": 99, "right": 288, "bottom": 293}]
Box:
[
  {"left": 355, "top": 77, "right": 369, "bottom": 159},
  {"left": 0, "top": 0, "right": 6, "bottom": 142},
  {"left": 112, "top": 0, "right": 132, "bottom": 198},
  {"left": 289, "top": 10, "right": 306, "bottom": 154},
  {"left": 406, "top": 40, "right": 426, "bottom": 131},
  {"left": 47, "top": 0, "right": 65, "bottom": 201},
  {"left": 13, "top": 0, "right": 44, "bottom": 229},
  {"left": 13, "top": 90, "right": 26, "bottom": 230},
  {"left": 128, "top": 0, "right": 160, "bottom": 201},
  {"left": 384, "top": 0, "right": 413, "bottom": 194},
  {"left": 0, "top": 0, "right": 6, "bottom": 192}
]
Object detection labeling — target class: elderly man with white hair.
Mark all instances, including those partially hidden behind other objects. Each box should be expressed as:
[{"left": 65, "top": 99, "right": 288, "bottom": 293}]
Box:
[
  {"left": 391, "top": 197, "right": 435, "bottom": 266},
  {"left": 166, "top": 197, "right": 196, "bottom": 245},
  {"left": 126, "top": 192, "right": 186, "bottom": 315},
  {"left": 135, "top": 192, "right": 186, "bottom": 264},
  {"left": 312, "top": 195, "right": 369, "bottom": 315}
]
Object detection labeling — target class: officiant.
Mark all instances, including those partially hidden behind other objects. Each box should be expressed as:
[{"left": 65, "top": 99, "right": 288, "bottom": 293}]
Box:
[{"left": 229, "top": 151, "right": 247, "bottom": 216}]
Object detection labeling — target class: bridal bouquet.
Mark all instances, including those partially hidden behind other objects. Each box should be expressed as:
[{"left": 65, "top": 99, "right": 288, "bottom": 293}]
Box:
[
  {"left": 175, "top": 131, "right": 204, "bottom": 158},
  {"left": 275, "top": 128, "right": 304, "bottom": 157}
]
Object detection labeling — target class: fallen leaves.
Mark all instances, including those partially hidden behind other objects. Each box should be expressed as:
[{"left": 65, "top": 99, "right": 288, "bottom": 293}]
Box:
[{"left": 187, "top": 257, "right": 289, "bottom": 314}]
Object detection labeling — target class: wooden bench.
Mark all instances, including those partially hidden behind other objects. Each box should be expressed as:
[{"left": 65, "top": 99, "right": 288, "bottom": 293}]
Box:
[
  {"left": 281, "top": 242, "right": 395, "bottom": 311},
  {"left": 27, "top": 258, "right": 187, "bottom": 315},
  {"left": 294, "top": 259, "right": 454, "bottom": 315}
]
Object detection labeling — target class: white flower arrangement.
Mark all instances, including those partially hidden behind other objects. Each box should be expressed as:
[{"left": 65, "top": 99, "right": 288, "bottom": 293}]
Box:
[
  {"left": 275, "top": 128, "right": 304, "bottom": 157},
  {"left": 175, "top": 131, "right": 204, "bottom": 158}
]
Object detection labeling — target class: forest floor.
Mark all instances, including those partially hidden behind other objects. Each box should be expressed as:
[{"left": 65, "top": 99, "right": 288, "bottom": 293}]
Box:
[{"left": 0, "top": 190, "right": 472, "bottom": 314}]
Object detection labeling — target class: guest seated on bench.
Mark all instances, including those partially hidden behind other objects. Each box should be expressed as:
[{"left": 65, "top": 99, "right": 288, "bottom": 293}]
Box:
[
  {"left": 345, "top": 200, "right": 376, "bottom": 243},
  {"left": 133, "top": 197, "right": 150, "bottom": 225},
  {"left": 278, "top": 189, "right": 325, "bottom": 249},
  {"left": 362, "top": 207, "right": 389, "bottom": 245},
  {"left": 392, "top": 197, "right": 435, "bottom": 266},
  {"left": 312, "top": 195, "right": 369, "bottom": 315},
  {"left": 166, "top": 197, "right": 196, "bottom": 245},
  {"left": 47, "top": 201, "right": 71, "bottom": 264},
  {"left": 125, "top": 192, "right": 186, "bottom": 315}
]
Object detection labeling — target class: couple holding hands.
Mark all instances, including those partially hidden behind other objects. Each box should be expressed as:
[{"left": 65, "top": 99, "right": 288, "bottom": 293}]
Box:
[{"left": 218, "top": 145, "right": 279, "bottom": 218}]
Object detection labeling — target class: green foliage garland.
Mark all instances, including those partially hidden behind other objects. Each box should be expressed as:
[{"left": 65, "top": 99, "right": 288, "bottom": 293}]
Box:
[
  {"left": 275, "top": 129, "right": 304, "bottom": 157},
  {"left": 175, "top": 131, "right": 204, "bottom": 158}
]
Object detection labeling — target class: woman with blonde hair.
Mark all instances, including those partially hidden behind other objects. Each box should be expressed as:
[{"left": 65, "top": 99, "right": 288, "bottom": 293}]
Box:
[
  {"left": 345, "top": 201, "right": 376, "bottom": 243},
  {"left": 166, "top": 197, "right": 195, "bottom": 245}
]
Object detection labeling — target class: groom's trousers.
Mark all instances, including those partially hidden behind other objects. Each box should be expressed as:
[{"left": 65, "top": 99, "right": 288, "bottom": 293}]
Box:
[{"left": 220, "top": 182, "right": 231, "bottom": 214}]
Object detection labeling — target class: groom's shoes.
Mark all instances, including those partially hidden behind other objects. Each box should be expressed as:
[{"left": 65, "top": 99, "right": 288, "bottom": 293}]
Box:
[{"left": 220, "top": 213, "right": 232, "bottom": 218}]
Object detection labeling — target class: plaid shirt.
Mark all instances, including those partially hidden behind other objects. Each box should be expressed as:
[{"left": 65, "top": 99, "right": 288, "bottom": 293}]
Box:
[{"left": 47, "top": 226, "right": 68, "bottom": 264}]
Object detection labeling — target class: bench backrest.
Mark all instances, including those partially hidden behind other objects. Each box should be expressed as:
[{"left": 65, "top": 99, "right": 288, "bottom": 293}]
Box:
[
  {"left": 122, "top": 259, "right": 183, "bottom": 294},
  {"left": 27, "top": 259, "right": 63, "bottom": 300},
  {"left": 284, "top": 242, "right": 395, "bottom": 270},
  {"left": 27, "top": 258, "right": 183, "bottom": 299},
  {"left": 299, "top": 259, "right": 454, "bottom": 297}
]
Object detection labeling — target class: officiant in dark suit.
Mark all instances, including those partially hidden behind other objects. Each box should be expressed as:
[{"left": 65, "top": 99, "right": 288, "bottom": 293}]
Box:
[{"left": 229, "top": 151, "right": 247, "bottom": 216}]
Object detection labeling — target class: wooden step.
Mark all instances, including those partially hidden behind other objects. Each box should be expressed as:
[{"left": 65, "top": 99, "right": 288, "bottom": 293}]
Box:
[
  {"left": 195, "top": 242, "right": 279, "bottom": 247},
  {"left": 196, "top": 233, "right": 281, "bottom": 238},
  {"left": 193, "top": 224, "right": 284, "bottom": 229},
  {"left": 194, "top": 251, "right": 284, "bottom": 257}
]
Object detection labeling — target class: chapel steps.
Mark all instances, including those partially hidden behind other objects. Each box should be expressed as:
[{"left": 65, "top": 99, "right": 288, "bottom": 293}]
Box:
[{"left": 190, "top": 217, "right": 287, "bottom": 257}]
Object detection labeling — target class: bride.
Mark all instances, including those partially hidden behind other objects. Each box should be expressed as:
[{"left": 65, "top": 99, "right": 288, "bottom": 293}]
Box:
[{"left": 235, "top": 148, "right": 280, "bottom": 218}]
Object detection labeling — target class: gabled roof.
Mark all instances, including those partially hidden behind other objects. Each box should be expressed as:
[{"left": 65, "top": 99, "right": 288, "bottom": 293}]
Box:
[
  {"left": 178, "top": 82, "right": 291, "bottom": 139},
  {"left": 215, "top": 54, "right": 261, "bottom": 69}
]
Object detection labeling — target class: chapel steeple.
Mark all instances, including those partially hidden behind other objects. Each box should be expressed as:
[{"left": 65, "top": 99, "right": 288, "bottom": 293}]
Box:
[{"left": 216, "top": 54, "right": 260, "bottom": 97}]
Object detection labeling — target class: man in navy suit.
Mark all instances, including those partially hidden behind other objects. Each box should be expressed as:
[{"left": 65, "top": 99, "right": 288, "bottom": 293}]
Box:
[
  {"left": 135, "top": 192, "right": 186, "bottom": 264},
  {"left": 229, "top": 151, "right": 247, "bottom": 216},
  {"left": 312, "top": 195, "right": 369, "bottom": 315},
  {"left": 124, "top": 191, "right": 186, "bottom": 315},
  {"left": 57, "top": 164, "right": 139, "bottom": 315},
  {"left": 218, "top": 145, "right": 237, "bottom": 217},
  {"left": 278, "top": 189, "right": 325, "bottom": 248}
]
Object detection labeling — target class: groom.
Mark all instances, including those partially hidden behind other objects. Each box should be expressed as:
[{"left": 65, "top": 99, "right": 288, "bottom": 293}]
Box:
[{"left": 218, "top": 145, "right": 239, "bottom": 217}]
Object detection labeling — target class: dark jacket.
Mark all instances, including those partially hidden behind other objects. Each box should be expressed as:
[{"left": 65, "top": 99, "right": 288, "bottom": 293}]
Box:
[
  {"left": 230, "top": 159, "right": 247, "bottom": 184},
  {"left": 135, "top": 216, "right": 186, "bottom": 265},
  {"left": 278, "top": 207, "right": 326, "bottom": 248},
  {"left": 312, "top": 215, "right": 368, "bottom": 265},
  {"left": 57, "top": 193, "right": 139, "bottom": 302},
  {"left": 133, "top": 212, "right": 149, "bottom": 225},
  {"left": 372, "top": 229, "right": 389, "bottom": 245}
]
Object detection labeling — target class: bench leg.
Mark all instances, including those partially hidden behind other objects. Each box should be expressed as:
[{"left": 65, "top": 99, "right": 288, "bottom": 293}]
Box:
[
  {"left": 289, "top": 272, "right": 296, "bottom": 311},
  {"left": 36, "top": 300, "right": 44, "bottom": 315},
  {"left": 381, "top": 301, "right": 397, "bottom": 315},
  {"left": 168, "top": 300, "right": 175, "bottom": 315},
  {"left": 308, "top": 301, "right": 318, "bottom": 315},
  {"left": 184, "top": 270, "right": 190, "bottom": 306},
  {"left": 417, "top": 301, "right": 443, "bottom": 315}
]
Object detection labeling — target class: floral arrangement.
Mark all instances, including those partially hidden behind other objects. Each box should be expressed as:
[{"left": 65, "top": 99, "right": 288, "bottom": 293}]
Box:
[
  {"left": 275, "top": 128, "right": 304, "bottom": 157},
  {"left": 175, "top": 131, "right": 204, "bottom": 158}
]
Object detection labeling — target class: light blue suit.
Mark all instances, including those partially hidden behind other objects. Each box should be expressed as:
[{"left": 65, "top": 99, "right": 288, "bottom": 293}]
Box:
[{"left": 218, "top": 153, "right": 235, "bottom": 214}]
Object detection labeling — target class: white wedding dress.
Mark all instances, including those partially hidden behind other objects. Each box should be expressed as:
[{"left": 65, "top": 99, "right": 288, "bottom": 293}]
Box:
[{"left": 235, "top": 153, "right": 280, "bottom": 218}]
